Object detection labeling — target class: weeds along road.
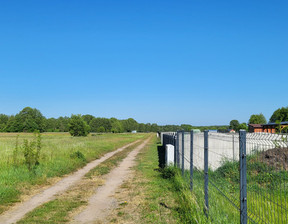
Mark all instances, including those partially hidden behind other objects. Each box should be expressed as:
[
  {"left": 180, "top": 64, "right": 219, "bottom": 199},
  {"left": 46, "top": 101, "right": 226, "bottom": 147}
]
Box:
[{"left": 0, "top": 138, "right": 147, "bottom": 224}]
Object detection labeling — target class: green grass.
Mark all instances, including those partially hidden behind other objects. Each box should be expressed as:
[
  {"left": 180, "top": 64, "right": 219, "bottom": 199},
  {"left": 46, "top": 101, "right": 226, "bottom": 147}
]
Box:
[
  {"left": 119, "top": 139, "right": 288, "bottom": 224},
  {"left": 176, "top": 151, "right": 288, "bottom": 224},
  {"left": 17, "top": 197, "right": 87, "bottom": 224},
  {"left": 17, "top": 137, "right": 150, "bottom": 223},
  {"left": 109, "top": 137, "right": 196, "bottom": 223},
  {"left": 0, "top": 132, "right": 147, "bottom": 213}
]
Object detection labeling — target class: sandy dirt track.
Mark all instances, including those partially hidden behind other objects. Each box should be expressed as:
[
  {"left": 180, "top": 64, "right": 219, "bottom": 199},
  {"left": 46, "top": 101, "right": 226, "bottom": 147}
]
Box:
[
  {"left": 0, "top": 140, "right": 141, "bottom": 224},
  {"left": 72, "top": 137, "right": 151, "bottom": 224}
]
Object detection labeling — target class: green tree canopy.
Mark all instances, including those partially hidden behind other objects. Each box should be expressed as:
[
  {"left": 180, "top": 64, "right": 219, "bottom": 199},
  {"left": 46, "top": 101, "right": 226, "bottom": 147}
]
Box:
[
  {"left": 181, "top": 124, "right": 193, "bottom": 131},
  {"left": 238, "top": 123, "right": 248, "bottom": 131},
  {"left": 229, "top": 120, "right": 240, "bottom": 131},
  {"left": 97, "top": 126, "right": 106, "bottom": 133},
  {"left": 122, "top": 118, "right": 138, "bottom": 132},
  {"left": 269, "top": 107, "right": 288, "bottom": 123},
  {"left": 82, "top": 114, "right": 95, "bottom": 125},
  {"left": 56, "top": 116, "right": 70, "bottom": 132},
  {"left": 89, "top": 118, "right": 112, "bottom": 132},
  {"left": 0, "top": 114, "right": 9, "bottom": 132},
  {"left": 46, "top": 118, "right": 58, "bottom": 132},
  {"left": 68, "top": 115, "right": 90, "bottom": 136},
  {"left": 6, "top": 107, "right": 46, "bottom": 132},
  {"left": 110, "top": 118, "right": 124, "bottom": 133},
  {"left": 248, "top": 113, "right": 267, "bottom": 124}
]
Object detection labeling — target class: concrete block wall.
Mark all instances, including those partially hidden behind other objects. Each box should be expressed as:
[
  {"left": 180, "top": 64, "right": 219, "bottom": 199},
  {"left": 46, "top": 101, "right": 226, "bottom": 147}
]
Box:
[
  {"left": 162, "top": 131, "right": 288, "bottom": 171},
  {"left": 178, "top": 132, "right": 288, "bottom": 171}
]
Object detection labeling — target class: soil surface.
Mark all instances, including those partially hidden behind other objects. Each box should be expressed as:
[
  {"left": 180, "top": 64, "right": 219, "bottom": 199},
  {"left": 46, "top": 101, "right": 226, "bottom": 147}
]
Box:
[
  {"left": 72, "top": 137, "right": 151, "bottom": 224},
  {"left": 0, "top": 140, "right": 141, "bottom": 224},
  {"left": 258, "top": 147, "right": 288, "bottom": 170}
]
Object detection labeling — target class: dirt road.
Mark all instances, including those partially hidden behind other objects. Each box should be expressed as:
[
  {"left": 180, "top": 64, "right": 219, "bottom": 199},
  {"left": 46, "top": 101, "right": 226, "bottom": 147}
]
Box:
[
  {"left": 0, "top": 140, "right": 141, "bottom": 224},
  {"left": 72, "top": 137, "right": 151, "bottom": 223}
]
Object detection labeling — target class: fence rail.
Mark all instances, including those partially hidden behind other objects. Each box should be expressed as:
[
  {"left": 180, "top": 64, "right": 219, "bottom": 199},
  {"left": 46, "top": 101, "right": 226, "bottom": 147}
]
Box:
[{"left": 162, "top": 131, "right": 288, "bottom": 224}]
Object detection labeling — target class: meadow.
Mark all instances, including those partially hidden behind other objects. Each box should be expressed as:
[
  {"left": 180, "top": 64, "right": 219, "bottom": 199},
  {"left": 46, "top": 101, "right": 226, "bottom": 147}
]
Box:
[{"left": 0, "top": 132, "right": 147, "bottom": 213}]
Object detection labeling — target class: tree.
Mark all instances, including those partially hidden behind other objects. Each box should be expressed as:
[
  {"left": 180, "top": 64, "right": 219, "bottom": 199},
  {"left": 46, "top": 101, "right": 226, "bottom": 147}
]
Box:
[
  {"left": 57, "top": 116, "right": 70, "bottom": 132},
  {"left": 89, "top": 118, "right": 112, "bottom": 132},
  {"left": 248, "top": 113, "right": 267, "bottom": 124},
  {"left": 68, "top": 115, "right": 90, "bottom": 136},
  {"left": 110, "top": 118, "right": 123, "bottom": 133},
  {"left": 0, "top": 114, "right": 9, "bottom": 132},
  {"left": 138, "top": 123, "right": 146, "bottom": 132},
  {"left": 269, "top": 107, "right": 288, "bottom": 123},
  {"left": 238, "top": 123, "right": 248, "bottom": 131},
  {"left": 151, "top": 123, "right": 159, "bottom": 132},
  {"left": 122, "top": 118, "right": 138, "bottom": 132},
  {"left": 82, "top": 114, "right": 95, "bottom": 125},
  {"left": 181, "top": 124, "right": 193, "bottom": 131},
  {"left": 46, "top": 118, "right": 58, "bottom": 132},
  {"left": 229, "top": 120, "right": 240, "bottom": 131},
  {"left": 5, "top": 107, "right": 46, "bottom": 132},
  {"left": 97, "top": 126, "right": 105, "bottom": 133}
]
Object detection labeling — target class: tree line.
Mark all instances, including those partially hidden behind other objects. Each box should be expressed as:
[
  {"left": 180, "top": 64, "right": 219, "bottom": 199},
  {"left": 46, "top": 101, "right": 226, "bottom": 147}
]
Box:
[
  {"left": 0, "top": 107, "right": 228, "bottom": 134},
  {"left": 1, "top": 106, "right": 287, "bottom": 134}
]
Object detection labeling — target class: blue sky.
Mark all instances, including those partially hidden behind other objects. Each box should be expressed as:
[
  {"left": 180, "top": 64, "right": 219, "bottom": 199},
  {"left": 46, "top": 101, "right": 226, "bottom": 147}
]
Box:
[{"left": 0, "top": 0, "right": 287, "bottom": 125}]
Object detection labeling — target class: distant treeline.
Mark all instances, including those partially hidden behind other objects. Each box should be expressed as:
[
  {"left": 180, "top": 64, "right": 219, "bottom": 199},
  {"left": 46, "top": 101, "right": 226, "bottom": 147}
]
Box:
[{"left": 0, "top": 107, "right": 228, "bottom": 133}]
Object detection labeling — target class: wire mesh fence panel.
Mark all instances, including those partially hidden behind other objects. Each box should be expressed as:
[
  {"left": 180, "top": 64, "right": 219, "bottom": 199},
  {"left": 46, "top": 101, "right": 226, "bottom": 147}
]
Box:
[
  {"left": 206, "top": 132, "right": 241, "bottom": 223},
  {"left": 160, "top": 131, "right": 288, "bottom": 223},
  {"left": 246, "top": 134, "right": 288, "bottom": 224}
]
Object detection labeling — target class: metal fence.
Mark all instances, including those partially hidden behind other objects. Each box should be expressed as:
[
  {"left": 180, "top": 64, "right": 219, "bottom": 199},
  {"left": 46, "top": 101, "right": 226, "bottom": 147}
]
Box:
[{"left": 162, "top": 131, "right": 288, "bottom": 224}]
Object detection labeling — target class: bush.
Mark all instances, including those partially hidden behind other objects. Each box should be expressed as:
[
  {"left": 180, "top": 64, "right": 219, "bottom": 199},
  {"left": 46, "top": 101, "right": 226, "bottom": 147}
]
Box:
[
  {"left": 68, "top": 115, "right": 90, "bottom": 137},
  {"left": 70, "top": 151, "right": 86, "bottom": 162},
  {"left": 22, "top": 132, "right": 42, "bottom": 172},
  {"left": 161, "top": 166, "right": 177, "bottom": 179},
  {"left": 97, "top": 126, "right": 105, "bottom": 133}
]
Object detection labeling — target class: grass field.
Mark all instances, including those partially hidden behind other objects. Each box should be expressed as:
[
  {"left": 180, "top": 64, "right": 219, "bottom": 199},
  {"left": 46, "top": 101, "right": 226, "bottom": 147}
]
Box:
[{"left": 0, "top": 132, "right": 147, "bottom": 213}]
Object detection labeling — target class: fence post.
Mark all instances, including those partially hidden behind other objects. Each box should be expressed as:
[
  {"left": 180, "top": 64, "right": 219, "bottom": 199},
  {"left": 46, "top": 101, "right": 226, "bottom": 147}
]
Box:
[
  {"left": 204, "top": 130, "right": 209, "bottom": 215},
  {"left": 182, "top": 130, "right": 185, "bottom": 176},
  {"left": 174, "top": 134, "right": 177, "bottom": 167},
  {"left": 239, "top": 130, "right": 247, "bottom": 224},
  {"left": 177, "top": 131, "right": 180, "bottom": 168},
  {"left": 190, "top": 130, "right": 194, "bottom": 191},
  {"left": 233, "top": 134, "right": 235, "bottom": 162}
]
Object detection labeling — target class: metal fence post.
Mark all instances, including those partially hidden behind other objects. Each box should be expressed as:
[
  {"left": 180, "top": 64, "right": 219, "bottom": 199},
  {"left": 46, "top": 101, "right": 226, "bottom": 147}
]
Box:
[
  {"left": 190, "top": 130, "right": 194, "bottom": 191},
  {"left": 233, "top": 134, "right": 235, "bottom": 162},
  {"left": 177, "top": 131, "right": 180, "bottom": 168},
  {"left": 204, "top": 130, "right": 209, "bottom": 215},
  {"left": 239, "top": 130, "right": 247, "bottom": 224},
  {"left": 182, "top": 130, "right": 185, "bottom": 176},
  {"left": 174, "top": 134, "right": 177, "bottom": 167}
]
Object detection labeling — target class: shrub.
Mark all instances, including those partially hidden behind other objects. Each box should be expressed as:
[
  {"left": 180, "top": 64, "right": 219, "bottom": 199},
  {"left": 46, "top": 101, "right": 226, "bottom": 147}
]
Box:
[
  {"left": 70, "top": 151, "right": 86, "bottom": 162},
  {"left": 97, "top": 126, "right": 105, "bottom": 133},
  {"left": 22, "top": 132, "right": 42, "bottom": 172},
  {"left": 68, "top": 115, "right": 90, "bottom": 137}
]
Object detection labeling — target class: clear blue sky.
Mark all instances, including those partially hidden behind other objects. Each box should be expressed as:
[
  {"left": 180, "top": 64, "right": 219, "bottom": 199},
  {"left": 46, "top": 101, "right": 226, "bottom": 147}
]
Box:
[{"left": 0, "top": 0, "right": 287, "bottom": 125}]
